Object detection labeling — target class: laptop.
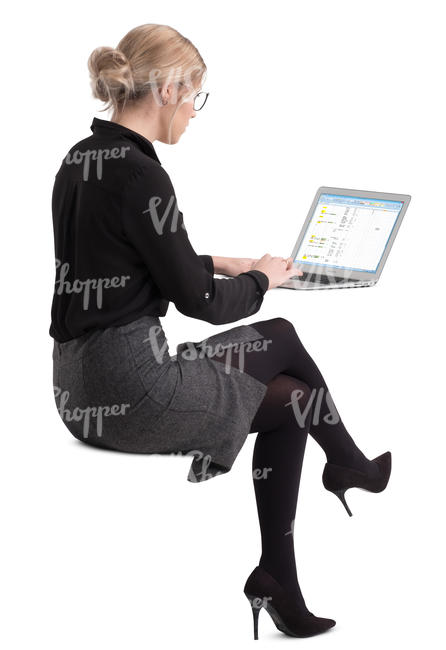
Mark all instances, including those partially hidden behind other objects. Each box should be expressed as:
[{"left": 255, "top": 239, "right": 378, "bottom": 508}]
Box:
[{"left": 278, "top": 186, "right": 411, "bottom": 290}]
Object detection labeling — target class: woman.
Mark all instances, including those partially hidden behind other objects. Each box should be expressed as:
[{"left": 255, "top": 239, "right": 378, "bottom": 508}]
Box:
[{"left": 50, "top": 23, "right": 391, "bottom": 640}]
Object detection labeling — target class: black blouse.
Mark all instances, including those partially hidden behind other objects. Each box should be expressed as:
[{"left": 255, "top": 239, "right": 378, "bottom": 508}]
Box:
[{"left": 49, "top": 117, "right": 269, "bottom": 342}]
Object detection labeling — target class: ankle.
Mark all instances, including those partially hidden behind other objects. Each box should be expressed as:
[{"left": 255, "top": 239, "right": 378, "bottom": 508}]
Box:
[{"left": 258, "top": 559, "right": 309, "bottom": 613}]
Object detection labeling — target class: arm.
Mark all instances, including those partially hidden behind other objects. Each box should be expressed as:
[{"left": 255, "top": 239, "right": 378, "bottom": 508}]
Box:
[
  {"left": 120, "top": 165, "right": 269, "bottom": 325},
  {"left": 202, "top": 256, "right": 261, "bottom": 277}
]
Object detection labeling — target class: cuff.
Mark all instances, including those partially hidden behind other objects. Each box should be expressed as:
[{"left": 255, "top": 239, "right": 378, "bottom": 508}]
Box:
[
  {"left": 198, "top": 254, "right": 214, "bottom": 276},
  {"left": 239, "top": 270, "right": 269, "bottom": 295}
]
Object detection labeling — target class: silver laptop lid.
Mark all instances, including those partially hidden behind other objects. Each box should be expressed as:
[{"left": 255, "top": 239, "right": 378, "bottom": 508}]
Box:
[{"left": 291, "top": 187, "right": 411, "bottom": 281}]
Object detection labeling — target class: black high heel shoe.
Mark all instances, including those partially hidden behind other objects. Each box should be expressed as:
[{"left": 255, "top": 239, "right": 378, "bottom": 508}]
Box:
[
  {"left": 243, "top": 565, "right": 336, "bottom": 639},
  {"left": 322, "top": 451, "right": 392, "bottom": 516}
]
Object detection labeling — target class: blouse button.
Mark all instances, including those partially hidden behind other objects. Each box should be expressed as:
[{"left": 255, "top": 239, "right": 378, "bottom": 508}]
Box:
[{"left": 204, "top": 292, "right": 210, "bottom": 299}]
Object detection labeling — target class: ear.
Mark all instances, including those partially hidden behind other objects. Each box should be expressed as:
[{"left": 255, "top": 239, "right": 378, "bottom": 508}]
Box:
[{"left": 158, "top": 84, "right": 169, "bottom": 105}]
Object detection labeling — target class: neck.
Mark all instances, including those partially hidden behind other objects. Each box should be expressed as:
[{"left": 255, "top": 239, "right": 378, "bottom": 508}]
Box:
[{"left": 111, "top": 106, "right": 160, "bottom": 143}]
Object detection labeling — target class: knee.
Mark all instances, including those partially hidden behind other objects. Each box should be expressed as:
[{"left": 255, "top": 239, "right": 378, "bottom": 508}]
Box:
[
  {"left": 271, "top": 316, "right": 293, "bottom": 329},
  {"left": 251, "top": 317, "right": 300, "bottom": 344},
  {"left": 261, "top": 316, "right": 297, "bottom": 339},
  {"left": 271, "top": 317, "right": 301, "bottom": 344}
]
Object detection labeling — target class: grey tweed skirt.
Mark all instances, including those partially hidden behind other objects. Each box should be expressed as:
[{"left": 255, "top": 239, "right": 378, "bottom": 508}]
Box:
[{"left": 52, "top": 315, "right": 269, "bottom": 482}]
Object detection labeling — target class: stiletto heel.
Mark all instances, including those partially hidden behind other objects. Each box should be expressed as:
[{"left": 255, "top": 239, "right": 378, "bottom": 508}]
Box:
[
  {"left": 322, "top": 451, "right": 391, "bottom": 516},
  {"left": 243, "top": 566, "right": 336, "bottom": 639},
  {"left": 245, "top": 593, "right": 261, "bottom": 640},
  {"left": 333, "top": 488, "right": 353, "bottom": 516}
]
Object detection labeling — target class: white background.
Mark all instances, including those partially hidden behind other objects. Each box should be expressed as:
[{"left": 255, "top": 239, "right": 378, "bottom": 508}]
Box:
[{"left": 2, "top": 0, "right": 445, "bottom": 647}]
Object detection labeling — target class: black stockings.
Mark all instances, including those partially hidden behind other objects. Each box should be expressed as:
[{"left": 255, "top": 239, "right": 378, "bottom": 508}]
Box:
[{"left": 211, "top": 317, "right": 378, "bottom": 610}]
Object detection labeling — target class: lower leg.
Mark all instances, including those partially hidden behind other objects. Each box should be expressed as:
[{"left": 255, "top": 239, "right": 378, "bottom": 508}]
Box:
[{"left": 248, "top": 374, "right": 313, "bottom": 611}]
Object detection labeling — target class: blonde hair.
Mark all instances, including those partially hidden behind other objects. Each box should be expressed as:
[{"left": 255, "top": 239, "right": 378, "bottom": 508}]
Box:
[{"left": 88, "top": 23, "right": 207, "bottom": 118}]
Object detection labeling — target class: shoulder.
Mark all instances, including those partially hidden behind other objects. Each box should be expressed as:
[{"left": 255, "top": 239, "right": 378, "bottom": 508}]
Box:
[
  {"left": 55, "top": 133, "right": 171, "bottom": 190},
  {"left": 124, "top": 159, "right": 173, "bottom": 191},
  {"left": 121, "top": 154, "right": 178, "bottom": 211}
]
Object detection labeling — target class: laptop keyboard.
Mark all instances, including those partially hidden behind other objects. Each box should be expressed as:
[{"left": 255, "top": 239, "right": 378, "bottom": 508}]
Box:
[{"left": 291, "top": 272, "right": 354, "bottom": 284}]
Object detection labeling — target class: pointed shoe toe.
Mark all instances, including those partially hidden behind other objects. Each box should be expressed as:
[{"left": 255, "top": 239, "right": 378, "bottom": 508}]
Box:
[
  {"left": 243, "top": 565, "right": 336, "bottom": 639},
  {"left": 322, "top": 450, "right": 392, "bottom": 515},
  {"left": 371, "top": 451, "right": 392, "bottom": 491}
]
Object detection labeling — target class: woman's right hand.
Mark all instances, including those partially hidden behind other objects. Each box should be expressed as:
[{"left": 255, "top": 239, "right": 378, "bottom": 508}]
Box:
[{"left": 251, "top": 254, "right": 303, "bottom": 290}]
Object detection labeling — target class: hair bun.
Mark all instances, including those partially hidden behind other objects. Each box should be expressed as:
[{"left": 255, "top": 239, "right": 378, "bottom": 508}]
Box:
[{"left": 87, "top": 46, "right": 134, "bottom": 106}]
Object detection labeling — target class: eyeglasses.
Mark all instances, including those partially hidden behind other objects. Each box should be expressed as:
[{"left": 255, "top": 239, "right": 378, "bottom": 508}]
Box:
[
  {"left": 177, "top": 82, "right": 209, "bottom": 111},
  {"left": 192, "top": 91, "right": 209, "bottom": 111}
]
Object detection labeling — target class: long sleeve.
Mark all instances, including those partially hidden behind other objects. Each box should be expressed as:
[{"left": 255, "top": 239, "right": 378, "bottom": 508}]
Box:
[
  {"left": 120, "top": 164, "right": 269, "bottom": 325},
  {"left": 197, "top": 254, "right": 214, "bottom": 276}
]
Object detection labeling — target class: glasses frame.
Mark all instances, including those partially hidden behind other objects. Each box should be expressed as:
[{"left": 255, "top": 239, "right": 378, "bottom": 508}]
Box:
[
  {"left": 192, "top": 90, "right": 209, "bottom": 111},
  {"left": 177, "top": 82, "right": 209, "bottom": 111}
]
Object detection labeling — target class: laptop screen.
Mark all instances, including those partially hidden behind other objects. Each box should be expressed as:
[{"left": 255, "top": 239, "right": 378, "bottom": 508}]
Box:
[{"left": 294, "top": 193, "right": 404, "bottom": 273}]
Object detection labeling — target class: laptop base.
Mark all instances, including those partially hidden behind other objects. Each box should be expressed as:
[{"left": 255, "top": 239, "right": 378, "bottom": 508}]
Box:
[{"left": 278, "top": 279, "right": 376, "bottom": 291}]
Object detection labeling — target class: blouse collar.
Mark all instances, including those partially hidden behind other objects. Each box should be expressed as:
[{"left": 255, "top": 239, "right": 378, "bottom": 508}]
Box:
[{"left": 90, "top": 117, "right": 161, "bottom": 164}]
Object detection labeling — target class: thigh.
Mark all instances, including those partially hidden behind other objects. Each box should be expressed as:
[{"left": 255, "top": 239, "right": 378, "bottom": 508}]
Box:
[{"left": 212, "top": 317, "right": 296, "bottom": 386}]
